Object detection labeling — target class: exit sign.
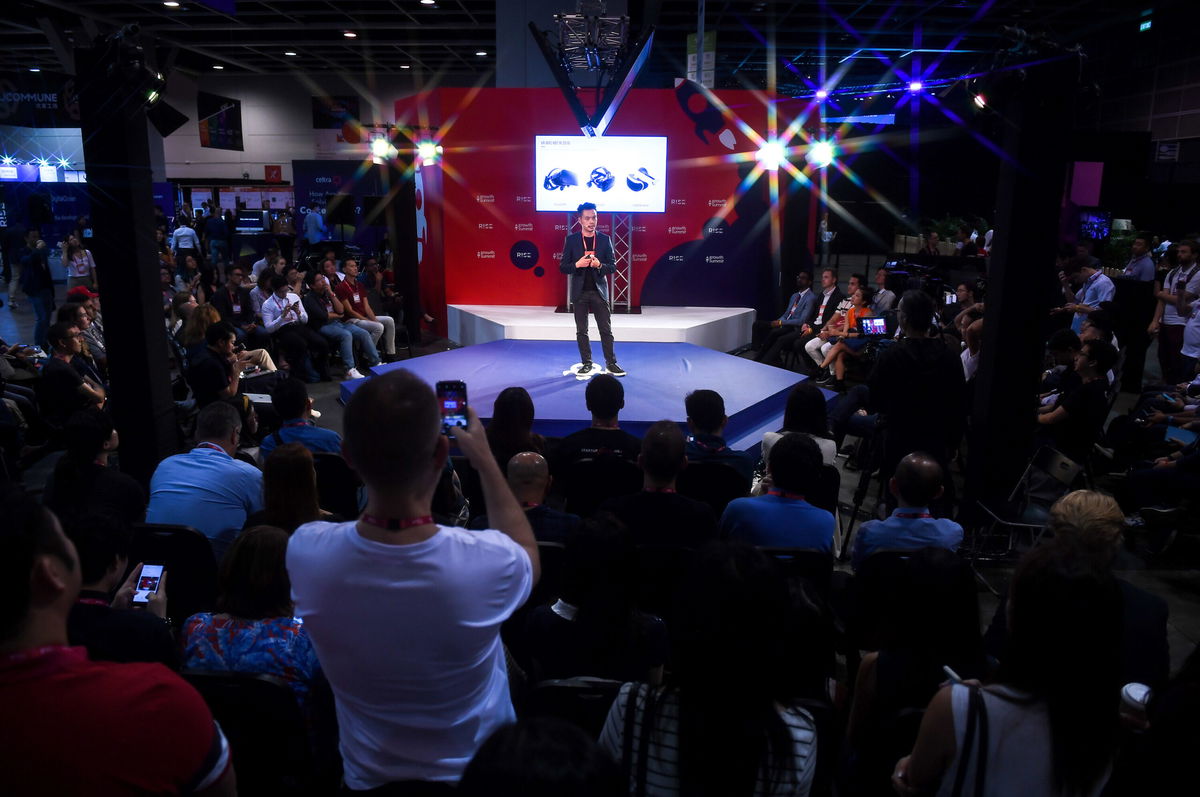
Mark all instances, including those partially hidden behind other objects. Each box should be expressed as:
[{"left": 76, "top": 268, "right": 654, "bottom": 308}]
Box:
[{"left": 1140, "top": 20, "right": 1152, "bottom": 32}]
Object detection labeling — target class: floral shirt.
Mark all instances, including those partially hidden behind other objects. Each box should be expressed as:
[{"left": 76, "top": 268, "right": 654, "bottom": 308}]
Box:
[{"left": 182, "top": 613, "right": 321, "bottom": 704}]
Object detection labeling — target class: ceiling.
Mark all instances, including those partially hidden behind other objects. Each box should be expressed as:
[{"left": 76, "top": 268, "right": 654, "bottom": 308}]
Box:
[{"left": 0, "top": 1, "right": 1179, "bottom": 94}]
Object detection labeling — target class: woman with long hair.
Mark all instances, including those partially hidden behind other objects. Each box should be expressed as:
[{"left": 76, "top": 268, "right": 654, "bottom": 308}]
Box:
[
  {"left": 600, "top": 542, "right": 818, "bottom": 796},
  {"left": 754, "top": 382, "right": 835, "bottom": 495},
  {"left": 246, "top": 443, "right": 334, "bottom": 532},
  {"left": 155, "top": 227, "right": 175, "bottom": 270},
  {"left": 525, "top": 514, "right": 667, "bottom": 684},
  {"left": 486, "top": 386, "right": 545, "bottom": 473},
  {"left": 63, "top": 234, "right": 97, "bottom": 291},
  {"left": 181, "top": 525, "right": 322, "bottom": 704},
  {"left": 816, "top": 287, "right": 877, "bottom": 390},
  {"left": 893, "top": 543, "right": 1122, "bottom": 797},
  {"left": 175, "top": 254, "right": 207, "bottom": 304},
  {"left": 182, "top": 302, "right": 276, "bottom": 373}
]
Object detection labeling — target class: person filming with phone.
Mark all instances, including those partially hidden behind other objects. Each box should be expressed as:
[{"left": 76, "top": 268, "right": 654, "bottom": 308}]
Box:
[{"left": 287, "top": 370, "right": 540, "bottom": 791}]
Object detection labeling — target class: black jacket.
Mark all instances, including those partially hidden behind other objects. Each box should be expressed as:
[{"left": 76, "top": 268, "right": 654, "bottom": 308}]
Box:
[{"left": 211, "top": 285, "right": 256, "bottom": 328}]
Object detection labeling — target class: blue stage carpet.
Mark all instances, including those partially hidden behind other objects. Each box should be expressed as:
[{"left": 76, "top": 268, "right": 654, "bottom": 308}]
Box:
[{"left": 340, "top": 340, "right": 828, "bottom": 452}]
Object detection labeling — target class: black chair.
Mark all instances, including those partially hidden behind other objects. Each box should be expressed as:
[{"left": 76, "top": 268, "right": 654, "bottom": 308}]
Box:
[
  {"left": 635, "top": 543, "right": 698, "bottom": 620},
  {"left": 971, "top": 445, "right": 1082, "bottom": 558},
  {"left": 523, "top": 676, "right": 625, "bottom": 738},
  {"left": 849, "top": 548, "right": 918, "bottom": 651},
  {"left": 676, "top": 461, "right": 750, "bottom": 517},
  {"left": 529, "top": 541, "right": 567, "bottom": 610},
  {"left": 758, "top": 546, "right": 834, "bottom": 599},
  {"left": 128, "top": 523, "right": 218, "bottom": 627},
  {"left": 312, "top": 452, "right": 363, "bottom": 519},
  {"left": 183, "top": 671, "right": 315, "bottom": 796},
  {"left": 561, "top": 456, "right": 642, "bottom": 517}
]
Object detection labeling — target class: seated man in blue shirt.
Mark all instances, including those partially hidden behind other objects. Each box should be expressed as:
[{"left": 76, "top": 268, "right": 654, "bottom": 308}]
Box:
[
  {"left": 683, "top": 389, "right": 755, "bottom": 485},
  {"left": 146, "top": 401, "right": 263, "bottom": 560},
  {"left": 720, "top": 432, "right": 834, "bottom": 551},
  {"left": 259, "top": 376, "right": 342, "bottom": 460},
  {"left": 851, "top": 451, "right": 963, "bottom": 570}
]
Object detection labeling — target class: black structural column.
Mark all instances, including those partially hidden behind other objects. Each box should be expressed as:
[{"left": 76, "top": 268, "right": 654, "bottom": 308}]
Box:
[
  {"left": 77, "top": 43, "right": 178, "bottom": 487},
  {"left": 967, "top": 54, "right": 1079, "bottom": 503}
]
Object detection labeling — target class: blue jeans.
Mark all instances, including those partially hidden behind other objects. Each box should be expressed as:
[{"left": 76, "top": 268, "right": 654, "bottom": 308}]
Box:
[
  {"left": 208, "top": 239, "right": 228, "bottom": 266},
  {"left": 30, "top": 289, "right": 54, "bottom": 349},
  {"left": 320, "top": 321, "right": 380, "bottom": 369}
]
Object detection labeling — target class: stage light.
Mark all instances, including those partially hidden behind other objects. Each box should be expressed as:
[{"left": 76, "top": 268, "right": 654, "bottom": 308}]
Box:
[
  {"left": 756, "top": 139, "right": 787, "bottom": 171},
  {"left": 806, "top": 140, "right": 836, "bottom": 169},
  {"left": 909, "top": 81, "right": 923, "bottom": 92},
  {"left": 417, "top": 141, "right": 442, "bottom": 164},
  {"left": 1, "top": 156, "right": 13, "bottom": 165},
  {"left": 400, "top": 65, "right": 411, "bottom": 69},
  {"left": 163, "top": 1, "right": 180, "bottom": 6},
  {"left": 213, "top": 65, "right": 224, "bottom": 70},
  {"left": 973, "top": 93, "right": 988, "bottom": 109},
  {"left": 36, "top": 158, "right": 49, "bottom": 167},
  {"left": 57, "top": 157, "right": 70, "bottom": 167},
  {"left": 29, "top": 68, "right": 40, "bottom": 73},
  {"left": 284, "top": 51, "right": 298, "bottom": 56},
  {"left": 420, "top": 0, "right": 436, "bottom": 4},
  {"left": 343, "top": 31, "right": 357, "bottom": 38},
  {"left": 475, "top": 51, "right": 488, "bottom": 56},
  {"left": 370, "top": 137, "right": 393, "bottom": 160},
  {"left": 815, "top": 89, "right": 828, "bottom": 99}
]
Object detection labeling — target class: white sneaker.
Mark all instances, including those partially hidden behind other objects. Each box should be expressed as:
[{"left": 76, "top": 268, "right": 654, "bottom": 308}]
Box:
[{"left": 345, "top": 368, "right": 365, "bottom": 380}]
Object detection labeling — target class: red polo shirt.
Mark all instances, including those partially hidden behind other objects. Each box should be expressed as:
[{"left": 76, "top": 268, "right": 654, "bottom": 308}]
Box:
[{"left": 334, "top": 278, "right": 368, "bottom": 315}]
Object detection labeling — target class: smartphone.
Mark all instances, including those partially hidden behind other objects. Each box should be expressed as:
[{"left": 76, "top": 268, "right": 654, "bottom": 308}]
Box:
[
  {"left": 132, "top": 564, "right": 165, "bottom": 605},
  {"left": 436, "top": 380, "right": 468, "bottom": 434},
  {"left": 1161, "top": 393, "right": 1177, "bottom": 402},
  {"left": 944, "top": 293, "right": 957, "bottom": 306}
]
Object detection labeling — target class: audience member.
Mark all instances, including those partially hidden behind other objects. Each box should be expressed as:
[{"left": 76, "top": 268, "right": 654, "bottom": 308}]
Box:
[
  {"left": 599, "top": 542, "right": 818, "bottom": 796},
  {"left": 554, "top": 374, "right": 642, "bottom": 469},
  {"left": 984, "top": 490, "right": 1169, "bottom": 689},
  {"left": 175, "top": 254, "right": 208, "bottom": 304},
  {"left": 525, "top": 514, "right": 668, "bottom": 683},
  {"left": 759, "top": 383, "right": 837, "bottom": 480},
  {"left": 1149, "top": 238, "right": 1200, "bottom": 383},
  {"left": 683, "top": 389, "right": 755, "bottom": 482},
  {"left": 753, "top": 271, "right": 816, "bottom": 358},
  {"left": 303, "top": 271, "right": 378, "bottom": 379},
  {"left": 872, "top": 267, "right": 896, "bottom": 312},
  {"left": 471, "top": 452, "right": 580, "bottom": 544},
  {"left": 1036, "top": 338, "right": 1118, "bottom": 463},
  {"left": 286, "top": 370, "right": 539, "bottom": 789},
  {"left": 145, "top": 401, "right": 263, "bottom": 560},
  {"left": 486, "top": 386, "right": 546, "bottom": 473},
  {"left": 721, "top": 432, "right": 834, "bottom": 551},
  {"left": 459, "top": 718, "right": 623, "bottom": 797},
  {"left": 1122, "top": 234, "right": 1155, "bottom": 282},
  {"left": 42, "top": 409, "right": 145, "bottom": 526},
  {"left": 41, "top": 321, "right": 105, "bottom": 425},
  {"left": 601, "top": 420, "right": 719, "bottom": 547},
  {"left": 814, "top": 286, "right": 877, "bottom": 389},
  {"left": 262, "top": 272, "right": 331, "bottom": 382},
  {"left": 258, "top": 377, "right": 341, "bottom": 460},
  {"left": 894, "top": 543, "right": 1122, "bottom": 797},
  {"left": 182, "top": 525, "right": 322, "bottom": 705},
  {"left": 210, "top": 265, "right": 266, "bottom": 348},
  {"left": 336, "top": 258, "right": 398, "bottom": 363},
  {"left": 19, "top": 233, "right": 55, "bottom": 348},
  {"left": 63, "top": 234, "right": 97, "bottom": 291},
  {"left": 0, "top": 488, "right": 235, "bottom": 795},
  {"left": 183, "top": 304, "right": 275, "bottom": 376},
  {"left": 851, "top": 453, "right": 963, "bottom": 570},
  {"left": 777, "top": 268, "right": 843, "bottom": 370},
  {"left": 246, "top": 443, "right": 335, "bottom": 532},
  {"left": 66, "top": 286, "right": 107, "bottom": 365},
  {"left": 64, "top": 513, "right": 176, "bottom": 666},
  {"left": 1054, "top": 254, "right": 1115, "bottom": 334}
]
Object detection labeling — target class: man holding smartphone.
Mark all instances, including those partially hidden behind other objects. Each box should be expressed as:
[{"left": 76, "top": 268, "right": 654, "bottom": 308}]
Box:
[
  {"left": 287, "top": 371, "right": 539, "bottom": 790},
  {"left": 559, "top": 202, "right": 624, "bottom": 376}
]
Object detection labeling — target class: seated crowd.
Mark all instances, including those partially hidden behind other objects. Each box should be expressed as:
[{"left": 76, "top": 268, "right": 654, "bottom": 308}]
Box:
[{"left": 0, "top": 227, "right": 1197, "bottom": 797}]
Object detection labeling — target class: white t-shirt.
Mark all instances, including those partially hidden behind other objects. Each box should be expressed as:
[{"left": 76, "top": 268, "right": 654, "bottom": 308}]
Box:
[
  {"left": 1182, "top": 304, "right": 1200, "bottom": 360},
  {"left": 286, "top": 521, "right": 533, "bottom": 787},
  {"left": 1162, "top": 264, "right": 1200, "bottom": 326}
]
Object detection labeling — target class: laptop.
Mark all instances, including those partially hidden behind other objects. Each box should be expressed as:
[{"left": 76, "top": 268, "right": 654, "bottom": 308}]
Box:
[{"left": 857, "top": 316, "right": 890, "bottom": 338}]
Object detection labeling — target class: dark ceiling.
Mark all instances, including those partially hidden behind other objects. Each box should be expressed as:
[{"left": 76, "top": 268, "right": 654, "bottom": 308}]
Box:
[{"left": 0, "top": 1, "right": 1181, "bottom": 95}]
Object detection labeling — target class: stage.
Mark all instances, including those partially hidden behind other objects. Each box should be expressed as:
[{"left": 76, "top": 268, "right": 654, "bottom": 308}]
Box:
[
  {"left": 446, "top": 305, "right": 754, "bottom": 352},
  {"left": 340, "top": 340, "right": 828, "bottom": 453}
]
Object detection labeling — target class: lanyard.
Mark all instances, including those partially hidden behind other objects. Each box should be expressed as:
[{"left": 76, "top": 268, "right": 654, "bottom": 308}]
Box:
[
  {"left": 768, "top": 489, "right": 806, "bottom": 501},
  {"left": 521, "top": 501, "right": 542, "bottom": 509},
  {"left": 195, "top": 442, "right": 228, "bottom": 455},
  {"left": 282, "top": 419, "right": 312, "bottom": 429},
  {"left": 76, "top": 598, "right": 110, "bottom": 607},
  {"left": 894, "top": 512, "right": 933, "bottom": 519},
  {"left": 643, "top": 487, "right": 676, "bottom": 493},
  {"left": 0, "top": 645, "right": 72, "bottom": 667},
  {"left": 360, "top": 513, "right": 434, "bottom": 531},
  {"left": 583, "top": 234, "right": 596, "bottom": 254}
]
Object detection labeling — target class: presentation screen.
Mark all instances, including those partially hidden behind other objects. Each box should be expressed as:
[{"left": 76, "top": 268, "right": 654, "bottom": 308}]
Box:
[{"left": 535, "top": 135, "right": 667, "bottom": 213}]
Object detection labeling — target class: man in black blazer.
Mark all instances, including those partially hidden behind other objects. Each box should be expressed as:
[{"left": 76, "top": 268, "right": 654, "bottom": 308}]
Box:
[
  {"left": 210, "top": 265, "right": 267, "bottom": 349},
  {"left": 763, "top": 267, "right": 843, "bottom": 368},
  {"left": 558, "top": 202, "right": 624, "bottom": 376}
]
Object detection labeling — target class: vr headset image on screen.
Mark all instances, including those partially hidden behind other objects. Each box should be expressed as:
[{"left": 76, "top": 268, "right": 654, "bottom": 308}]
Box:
[{"left": 535, "top": 135, "right": 667, "bottom": 213}]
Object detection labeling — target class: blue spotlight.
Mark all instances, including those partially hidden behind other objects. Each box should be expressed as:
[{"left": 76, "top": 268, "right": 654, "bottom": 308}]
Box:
[{"left": 909, "top": 80, "right": 923, "bottom": 92}]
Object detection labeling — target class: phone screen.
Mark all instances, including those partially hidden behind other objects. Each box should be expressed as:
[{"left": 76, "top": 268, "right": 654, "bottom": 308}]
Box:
[
  {"left": 945, "top": 293, "right": 957, "bottom": 306},
  {"left": 132, "top": 564, "right": 164, "bottom": 605},
  {"left": 436, "top": 381, "right": 468, "bottom": 433}
]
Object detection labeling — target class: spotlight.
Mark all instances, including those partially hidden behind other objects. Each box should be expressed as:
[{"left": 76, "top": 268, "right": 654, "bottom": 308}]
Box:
[
  {"left": 806, "top": 140, "right": 836, "bottom": 169},
  {"left": 370, "top": 137, "right": 394, "bottom": 161},
  {"left": 163, "top": 1, "right": 180, "bottom": 6},
  {"left": 1, "top": 156, "right": 13, "bottom": 165},
  {"left": 973, "top": 93, "right": 988, "bottom": 109},
  {"left": 417, "top": 141, "right": 442, "bottom": 163},
  {"left": 213, "top": 65, "right": 224, "bottom": 70},
  {"left": 284, "top": 51, "right": 298, "bottom": 56},
  {"left": 400, "top": 65, "right": 411, "bottom": 69},
  {"left": 420, "top": 0, "right": 436, "bottom": 4},
  {"left": 29, "top": 68, "right": 41, "bottom": 73},
  {"left": 908, "top": 81, "right": 923, "bottom": 92},
  {"left": 475, "top": 51, "right": 488, "bottom": 56},
  {"left": 756, "top": 139, "right": 787, "bottom": 171},
  {"left": 343, "top": 31, "right": 357, "bottom": 38},
  {"left": 815, "top": 89, "right": 828, "bottom": 99},
  {"left": 57, "top": 157, "right": 70, "bottom": 167},
  {"left": 36, "top": 158, "right": 49, "bottom": 168}
]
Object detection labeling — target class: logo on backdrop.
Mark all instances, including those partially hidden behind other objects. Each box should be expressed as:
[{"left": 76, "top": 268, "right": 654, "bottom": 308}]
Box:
[
  {"left": 478, "top": 222, "right": 494, "bottom": 230},
  {"left": 708, "top": 199, "right": 728, "bottom": 208},
  {"left": 705, "top": 255, "right": 725, "bottom": 264},
  {"left": 670, "top": 198, "right": 687, "bottom": 206},
  {"left": 510, "top": 241, "right": 543, "bottom": 277},
  {"left": 668, "top": 226, "right": 687, "bottom": 235},
  {"left": 477, "top": 250, "right": 496, "bottom": 260},
  {"left": 516, "top": 195, "right": 532, "bottom": 203},
  {"left": 514, "top": 222, "right": 533, "bottom": 232},
  {"left": 476, "top": 195, "right": 495, "bottom": 203},
  {"left": 632, "top": 253, "right": 647, "bottom": 262}
]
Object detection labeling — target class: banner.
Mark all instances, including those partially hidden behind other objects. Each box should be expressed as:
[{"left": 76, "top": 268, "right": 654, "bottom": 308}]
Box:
[
  {"left": 0, "top": 72, "right": 81, "bottom": 127},
  {"left": 291, "top": 160, "right": 387, "bottom": 254},
  {"left": 197, "top": 91, "right": 243, "bottom": 151}
]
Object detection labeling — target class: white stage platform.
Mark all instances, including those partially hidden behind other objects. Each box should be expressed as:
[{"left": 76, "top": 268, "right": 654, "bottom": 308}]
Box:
[{"left": 447, "top": 305, "right": 754, "bottom": 352}]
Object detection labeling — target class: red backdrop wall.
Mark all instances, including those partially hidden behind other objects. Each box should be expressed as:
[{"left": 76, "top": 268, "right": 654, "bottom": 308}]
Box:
[{"left": 396, "top": 86, "right": 778, "bottom": 325}]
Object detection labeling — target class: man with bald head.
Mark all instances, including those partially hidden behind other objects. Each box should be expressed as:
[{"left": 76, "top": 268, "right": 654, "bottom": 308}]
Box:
[
  {"left": 601, "top": 420, "right": 718, "bottom": 547},
  {"left": 850, "top": 451, "right": 963, "bottom": 570},
  {"left": 470, "top": 452, "right": 581, "bottom": 544}
]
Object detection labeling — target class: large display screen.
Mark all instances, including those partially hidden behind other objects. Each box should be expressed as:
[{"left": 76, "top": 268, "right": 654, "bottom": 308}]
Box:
[{"left": 535, "top": 135, "right": 667, "bottom": 213}]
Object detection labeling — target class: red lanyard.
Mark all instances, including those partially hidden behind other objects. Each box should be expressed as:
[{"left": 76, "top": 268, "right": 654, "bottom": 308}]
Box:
[
  {"left": 583, "top": 234, "right": 596, "bottom": 254},
  {"left": 895, "top": 512, "right": 933, "bottom": 519},
  {"left": 0, "top": 645, "right": 73, "bottom": 667},
  {"left": 76, "top": 598, "right": 110, "bottom": 608},
  {"left": 768, "top": 489, "right": 806, "bottom": 501},
  {"left": 644, "top": 487, "right": 676, "bottom": 493},
  {"left": 521, "top": 501, "right": 542, "bottom": 509},
  {"left": 195, "top": 442, "right": 228, "bottom": 455},
  {"left": 360, "top": 514, "right": 434, "bottom": 531}
]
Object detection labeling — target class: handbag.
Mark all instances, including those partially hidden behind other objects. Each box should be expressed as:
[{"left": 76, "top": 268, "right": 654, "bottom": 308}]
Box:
[
  {"left": 622, "top": 683, "right": 658, "bottom": 797},
  {"left": 950, "top": 684, "right": 989, "bottom": 797}
]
